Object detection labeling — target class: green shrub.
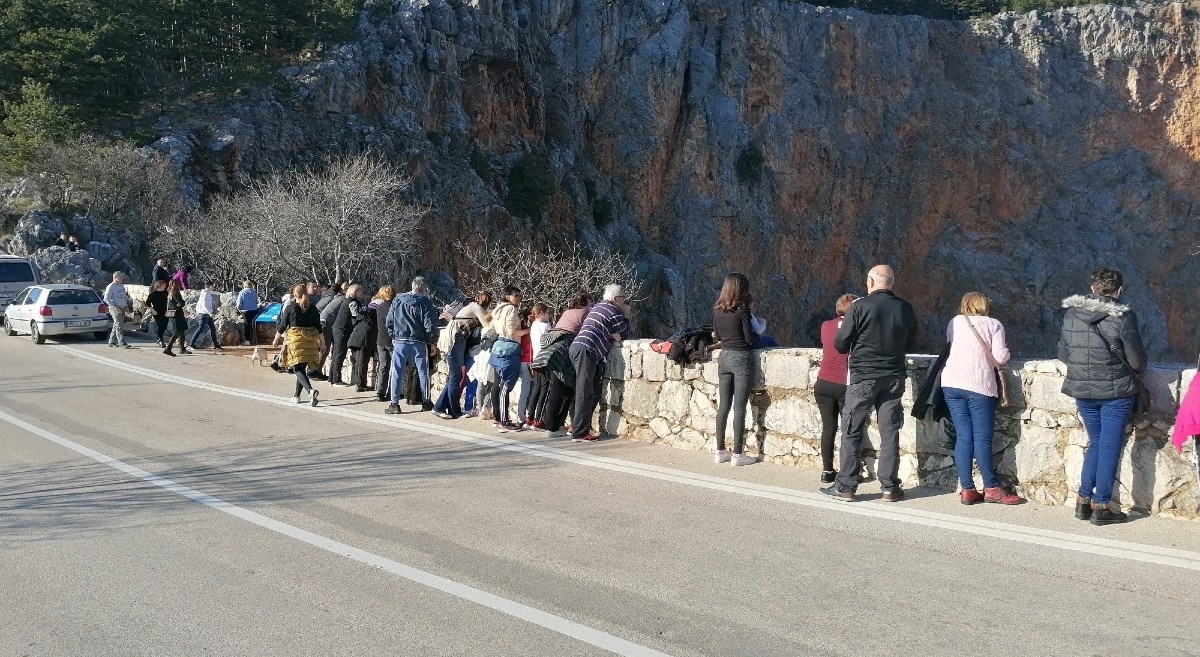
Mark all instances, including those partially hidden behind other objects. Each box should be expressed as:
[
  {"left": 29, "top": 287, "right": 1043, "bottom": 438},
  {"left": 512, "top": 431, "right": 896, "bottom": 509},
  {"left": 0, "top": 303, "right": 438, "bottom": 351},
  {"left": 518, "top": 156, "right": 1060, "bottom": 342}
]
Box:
[
  {"left": 735, "top": 144, "right": 765, "bottom": 188},
  {"left": 592, "top": 196, "right": 614, "bottom": 229},
  {"left": 504, "top": 153, "right": 554, "bottom": 219}
]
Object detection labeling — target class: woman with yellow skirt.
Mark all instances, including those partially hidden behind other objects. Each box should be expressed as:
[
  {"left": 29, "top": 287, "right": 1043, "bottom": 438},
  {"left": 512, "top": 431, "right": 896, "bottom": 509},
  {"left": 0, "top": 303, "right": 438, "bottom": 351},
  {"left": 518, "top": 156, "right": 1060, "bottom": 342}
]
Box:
[{"left": 279, "top": 284, "right": 324, "bottom": 406}]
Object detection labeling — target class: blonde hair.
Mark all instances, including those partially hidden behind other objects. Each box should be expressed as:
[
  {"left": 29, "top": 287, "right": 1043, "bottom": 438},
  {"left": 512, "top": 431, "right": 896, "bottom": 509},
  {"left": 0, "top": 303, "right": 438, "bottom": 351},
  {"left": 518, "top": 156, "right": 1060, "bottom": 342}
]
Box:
[
  {"left": 345, "top": 283, "right": 363, "bottom": 299},
  {"left": 373, "top": 284, "right": 395, "bottom": 302},
  {"left": 960, "top": 292, "right": 990, "bottom": 317},
  {"left": 293, "top": 283, "right": 310, "bottom": 311}
]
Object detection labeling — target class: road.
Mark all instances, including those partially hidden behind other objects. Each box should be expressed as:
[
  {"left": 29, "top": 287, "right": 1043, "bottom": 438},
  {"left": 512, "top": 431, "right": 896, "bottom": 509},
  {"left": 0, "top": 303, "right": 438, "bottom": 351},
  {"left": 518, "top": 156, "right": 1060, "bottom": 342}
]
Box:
[{"left": 1, "top": 334, "right": 1198, "bottom": 657}]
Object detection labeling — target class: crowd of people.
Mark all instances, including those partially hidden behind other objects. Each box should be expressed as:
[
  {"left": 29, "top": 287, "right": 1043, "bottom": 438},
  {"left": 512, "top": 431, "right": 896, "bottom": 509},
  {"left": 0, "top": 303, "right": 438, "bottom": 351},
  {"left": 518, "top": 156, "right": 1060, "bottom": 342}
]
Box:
[
  {"left": 260, "top": 276, "right": 631, "bottom": 443},
  {"left": 123, "top": 259, "right": 1198, "bottom": 525}
]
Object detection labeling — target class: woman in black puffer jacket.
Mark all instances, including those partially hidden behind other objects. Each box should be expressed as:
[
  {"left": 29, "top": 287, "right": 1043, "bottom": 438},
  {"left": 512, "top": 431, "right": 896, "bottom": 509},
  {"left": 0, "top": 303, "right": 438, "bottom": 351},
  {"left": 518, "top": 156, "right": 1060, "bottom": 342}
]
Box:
[{"left": 1057, "top": 267, "right": 1147, "bottom": 526}]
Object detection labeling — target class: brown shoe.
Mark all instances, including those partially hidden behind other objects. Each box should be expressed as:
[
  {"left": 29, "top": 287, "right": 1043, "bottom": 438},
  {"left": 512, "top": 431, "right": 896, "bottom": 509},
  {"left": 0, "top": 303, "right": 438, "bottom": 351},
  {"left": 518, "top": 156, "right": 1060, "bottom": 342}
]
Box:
[
  {"left": 960, "top": 489, "right": 984, "bottom": 505},
  {"left": 881, "top": 488, "right": 905, "bottom": 503},
  {"left": 984, "top": 486, "right": 1024, "bottom": 505}
]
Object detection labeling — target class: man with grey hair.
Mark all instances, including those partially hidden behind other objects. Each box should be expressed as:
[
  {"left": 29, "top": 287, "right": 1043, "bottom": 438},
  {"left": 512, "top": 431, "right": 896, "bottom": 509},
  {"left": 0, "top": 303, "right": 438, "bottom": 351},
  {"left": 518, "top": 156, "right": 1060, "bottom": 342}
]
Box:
[
  {"left": 822, "top": 264, "right": 918, "bottom": 502},
  {"left": 566, "top": 283, "right": 632, "bottom": 441},
  {"left": 103, "top": 271, "right": 132, "bottom": 349},
  {"left": 385, "top": 276, "right": 438, "bottom": 414}
]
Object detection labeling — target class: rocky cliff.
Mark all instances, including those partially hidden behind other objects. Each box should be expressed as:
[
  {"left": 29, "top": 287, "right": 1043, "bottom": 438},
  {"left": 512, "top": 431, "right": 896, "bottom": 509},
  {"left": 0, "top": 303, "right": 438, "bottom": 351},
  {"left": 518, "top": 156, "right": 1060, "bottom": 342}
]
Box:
[{"left": 154, "top": 0, "right": 1200, "bottom": 361}]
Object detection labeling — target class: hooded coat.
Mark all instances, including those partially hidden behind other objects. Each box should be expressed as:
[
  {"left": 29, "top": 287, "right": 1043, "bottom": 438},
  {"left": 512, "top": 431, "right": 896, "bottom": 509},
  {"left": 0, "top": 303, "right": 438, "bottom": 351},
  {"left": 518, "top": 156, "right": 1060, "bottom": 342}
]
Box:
[
  {"left": 1057, "top": 294, "right": 1147, "bottom": 400},
  {"left": 532, "top": 328, "right": 576, "bottom": 384}
]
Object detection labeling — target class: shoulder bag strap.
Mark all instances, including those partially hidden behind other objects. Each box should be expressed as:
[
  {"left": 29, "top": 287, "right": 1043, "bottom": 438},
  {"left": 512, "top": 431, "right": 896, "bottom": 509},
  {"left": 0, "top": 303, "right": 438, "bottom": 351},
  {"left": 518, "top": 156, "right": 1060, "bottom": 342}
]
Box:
[
  {"left": 964, "top": 318, "right": 1000, "bottom": 369},
  {"left": 1087, "top": 321, "right": 1140, "bottom": 381}
]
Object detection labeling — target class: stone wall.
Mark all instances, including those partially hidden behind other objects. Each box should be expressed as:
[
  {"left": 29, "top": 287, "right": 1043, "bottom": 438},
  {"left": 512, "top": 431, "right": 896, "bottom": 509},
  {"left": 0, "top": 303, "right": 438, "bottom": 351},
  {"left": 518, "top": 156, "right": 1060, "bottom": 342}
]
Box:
[
  {"left": 588, "top": 341, "right": 1199, "bottom": 520},
  {"left": 125, "top": 284, "right": 250, "bottom": 347}
]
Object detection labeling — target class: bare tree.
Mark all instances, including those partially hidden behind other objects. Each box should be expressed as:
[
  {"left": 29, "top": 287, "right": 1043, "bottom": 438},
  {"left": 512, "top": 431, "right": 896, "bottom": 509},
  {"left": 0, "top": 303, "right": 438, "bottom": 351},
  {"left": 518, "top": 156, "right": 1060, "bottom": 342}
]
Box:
[
  {"left": 455, "top": 237, "right": 644, "bottom": 315},
  {"left": 159, "top": 156, "right": 425, "bottom": 292},
  {"left": 31, "top": 136, "right": 188, "bottom": 233}
]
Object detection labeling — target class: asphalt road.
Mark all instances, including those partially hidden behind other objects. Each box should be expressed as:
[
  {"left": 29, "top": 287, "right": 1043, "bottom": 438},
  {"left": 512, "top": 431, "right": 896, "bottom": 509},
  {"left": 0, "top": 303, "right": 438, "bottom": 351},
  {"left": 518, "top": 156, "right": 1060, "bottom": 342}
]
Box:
[{"left": 2, "top": 334, "right": 1199, "bottom": 657}]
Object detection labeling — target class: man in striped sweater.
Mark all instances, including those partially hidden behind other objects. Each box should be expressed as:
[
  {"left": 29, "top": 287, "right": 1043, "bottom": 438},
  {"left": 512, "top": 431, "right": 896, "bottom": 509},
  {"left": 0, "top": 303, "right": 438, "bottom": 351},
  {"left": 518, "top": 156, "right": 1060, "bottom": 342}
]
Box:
[{"left": 567, "top": 284, "right": 632, "bottom": 442}]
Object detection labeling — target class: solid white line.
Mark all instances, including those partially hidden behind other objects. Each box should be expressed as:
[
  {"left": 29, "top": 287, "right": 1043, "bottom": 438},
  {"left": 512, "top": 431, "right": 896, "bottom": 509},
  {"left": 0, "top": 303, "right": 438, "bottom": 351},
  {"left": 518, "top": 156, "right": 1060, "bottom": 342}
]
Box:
[
  {"left": 0, "top": 407, "right": 672, "bottom": 657},
  {"left": 51, "top": 345, "right": 1200, "bottom": 571}
]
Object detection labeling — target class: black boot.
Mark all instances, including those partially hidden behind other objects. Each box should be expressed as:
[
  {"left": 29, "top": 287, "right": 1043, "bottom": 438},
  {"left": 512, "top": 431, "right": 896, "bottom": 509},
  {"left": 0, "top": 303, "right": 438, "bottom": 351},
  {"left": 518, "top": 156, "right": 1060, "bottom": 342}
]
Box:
[
  {"left": 1090, "top": 502, "right": 1128, "bottom": 526},
  {"left": 821, "top": 470, "right": 837, "bottom": 484},
  {"left": 1074, "top": 496, "right": 1092, "bottom": 521}
]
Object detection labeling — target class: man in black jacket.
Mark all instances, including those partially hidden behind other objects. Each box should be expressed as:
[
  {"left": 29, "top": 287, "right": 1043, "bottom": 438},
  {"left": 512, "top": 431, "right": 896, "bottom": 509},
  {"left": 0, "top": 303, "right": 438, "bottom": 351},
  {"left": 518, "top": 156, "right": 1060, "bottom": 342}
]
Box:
[{"left": 821, "top": 264, "right": 918, "bottom": 502}]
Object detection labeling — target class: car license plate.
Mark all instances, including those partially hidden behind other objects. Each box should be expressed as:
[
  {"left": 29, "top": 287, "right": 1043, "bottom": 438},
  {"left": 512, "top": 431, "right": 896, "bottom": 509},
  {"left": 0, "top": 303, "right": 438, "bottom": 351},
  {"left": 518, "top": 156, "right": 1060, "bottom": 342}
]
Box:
[{"left": 65, "top": 320, "right": 90, "bottom": 328}]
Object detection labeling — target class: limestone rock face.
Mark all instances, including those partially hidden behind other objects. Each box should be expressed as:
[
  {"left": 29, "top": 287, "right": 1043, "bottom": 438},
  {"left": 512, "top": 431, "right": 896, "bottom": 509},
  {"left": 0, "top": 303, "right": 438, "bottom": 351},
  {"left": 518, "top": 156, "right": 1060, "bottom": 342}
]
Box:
[{"left": 154, "top": 0, "right": 1200, "bottom": 361}]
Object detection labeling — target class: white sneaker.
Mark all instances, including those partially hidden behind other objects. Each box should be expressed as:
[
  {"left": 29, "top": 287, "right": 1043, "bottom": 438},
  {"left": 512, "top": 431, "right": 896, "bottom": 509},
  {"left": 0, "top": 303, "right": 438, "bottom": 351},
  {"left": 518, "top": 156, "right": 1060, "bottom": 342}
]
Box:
[
  {"left": 714, "top": 449, "right": 731, "bottom": 463},
  {"left": 292, "top": 396, "right": 302, "bottom": 404},
  {"left": 241, "top": 341, "right": 250, "bottom": 346},
  {"left": 544, "top": 428, "right": 567, "bottom": 438},
  {"left": 731, "top": 453, "right": 758, "bottom": 467}
]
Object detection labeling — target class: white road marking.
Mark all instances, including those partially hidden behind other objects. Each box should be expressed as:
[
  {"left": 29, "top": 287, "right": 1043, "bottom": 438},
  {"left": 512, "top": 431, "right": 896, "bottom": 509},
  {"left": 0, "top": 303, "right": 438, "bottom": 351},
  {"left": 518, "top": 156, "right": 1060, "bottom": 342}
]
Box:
[
  {"left": 0, "top": 407, "right": 673, "bottom": 657},
  {"left": 50, "top": 345, "right": 1200, "bottom": 572}
]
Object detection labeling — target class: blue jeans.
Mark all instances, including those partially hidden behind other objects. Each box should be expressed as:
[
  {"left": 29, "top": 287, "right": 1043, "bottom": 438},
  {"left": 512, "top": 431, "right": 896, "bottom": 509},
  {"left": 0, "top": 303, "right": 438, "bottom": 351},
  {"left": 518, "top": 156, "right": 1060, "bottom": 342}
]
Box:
[
  {"left": 1076, "top": 396, "right": 1134, "bottom": 505},
  {"left": 463, "top": 355, "right": 478, "bottom": 412},
  {"left": 434, "top": 336, "right": 466, "bottom": 417},
  {"left": 390, "top": 340, "right": 430, "bottom": 405},
  {"left": 943, "top": 387, "right": 999, "bottom": 490},
  {"left": 189, "top": 314, "right": 218, "bottom": 348}
]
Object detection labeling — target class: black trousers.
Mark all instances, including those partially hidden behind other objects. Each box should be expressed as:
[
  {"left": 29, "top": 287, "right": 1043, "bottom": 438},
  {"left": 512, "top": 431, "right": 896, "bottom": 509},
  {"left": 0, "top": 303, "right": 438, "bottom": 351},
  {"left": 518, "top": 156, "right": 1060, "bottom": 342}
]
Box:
[
  {"left": 329, "top": 330, "right": 349, "bottom": 383},
  {"left": 350, "top": 347, "right": 371, "bottom": 389},
  {"left": 568, "top": 345, "right": 604, "bottom": 438},
  {"left": 526, "top": 370, "right": 550, "bottom": 421},
  {"left": 835, "top": 375, "right": 906, "bottom": 493},
  {"left": 715, "top": 349, "right": 753, "bottom": 454},
  {"left": 813, "top": 378, "right": 847, "bottom": 472},
  {"left": 294, "top": 362, "right": 313, "bottom": 396},
  {"left": 154, "top": 316, "right": 169, "bottom": 344},
  {"left": 242, "top": 309, "right": 259, "bottom": 344},
  {"left": 542, "top": 377, "right": 574, "bottom": 431},
  {"left": 375, "top": 345, "right": 392, "bottom": 399}
]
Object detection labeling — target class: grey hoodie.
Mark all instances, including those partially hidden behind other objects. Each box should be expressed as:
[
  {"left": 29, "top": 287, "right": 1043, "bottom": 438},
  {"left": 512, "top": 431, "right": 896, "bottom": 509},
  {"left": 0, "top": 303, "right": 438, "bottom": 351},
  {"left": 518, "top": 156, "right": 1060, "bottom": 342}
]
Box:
[{"left": 1057, "top": 294, "right": 1147, "bottom": 400}]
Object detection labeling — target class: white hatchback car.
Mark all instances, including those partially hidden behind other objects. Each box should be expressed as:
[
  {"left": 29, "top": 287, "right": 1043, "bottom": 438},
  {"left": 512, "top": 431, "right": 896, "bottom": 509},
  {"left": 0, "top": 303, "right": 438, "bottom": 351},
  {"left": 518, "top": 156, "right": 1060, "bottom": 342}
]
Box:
[{"left": 2, "top": 284, "right": 114, "bottom": 344}]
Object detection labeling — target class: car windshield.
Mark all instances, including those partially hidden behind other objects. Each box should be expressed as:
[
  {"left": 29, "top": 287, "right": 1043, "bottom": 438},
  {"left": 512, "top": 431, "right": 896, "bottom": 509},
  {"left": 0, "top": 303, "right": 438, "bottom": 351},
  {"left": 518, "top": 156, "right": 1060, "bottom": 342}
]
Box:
[
  {"left": 0, "top": 262, "right": 35, "bottom": 283},
  {"left": 47, "top": 289, "right": 101, "bottom": 305}
]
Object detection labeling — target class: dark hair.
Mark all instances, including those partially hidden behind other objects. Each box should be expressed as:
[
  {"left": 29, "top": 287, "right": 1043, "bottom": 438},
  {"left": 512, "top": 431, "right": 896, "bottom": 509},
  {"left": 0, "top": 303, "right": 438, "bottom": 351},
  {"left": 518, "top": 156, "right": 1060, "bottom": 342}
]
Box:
[
  {"left": 503, "top": 285, "right": 522, "bottom": 298},
  {"left": 1090, "top": 268, "right": 1123, "bottom": 296},
  {"left": 183, "top": 265, "right": 194, "bottom": 273},
  {"left": 568, "top": 292, "right": 591, "bottom": 310},
  {"left": 713, "top": 272, "right": 752, "bottom": 313},
  {"left": 330, "top": 282, "right": 344, "bottom": 294}
]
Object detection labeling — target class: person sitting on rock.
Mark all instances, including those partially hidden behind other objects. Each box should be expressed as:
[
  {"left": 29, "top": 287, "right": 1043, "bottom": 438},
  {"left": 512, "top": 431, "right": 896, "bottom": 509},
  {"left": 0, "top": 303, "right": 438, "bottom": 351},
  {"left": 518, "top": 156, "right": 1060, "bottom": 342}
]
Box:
[
  {"left": 54, "top": 233, "right": 68, "bottom": 248},
  {"left": 67, "top": 235, "right": 80, "bottom": 252}
]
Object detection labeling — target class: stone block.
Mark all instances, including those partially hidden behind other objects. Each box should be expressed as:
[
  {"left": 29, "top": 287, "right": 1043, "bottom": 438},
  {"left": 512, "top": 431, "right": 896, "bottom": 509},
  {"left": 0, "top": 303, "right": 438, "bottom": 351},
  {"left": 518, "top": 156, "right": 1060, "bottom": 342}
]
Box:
[
  {"left": 629, "top": 351, "right": 643, "bottom": 380},
  {"left": 683, "top": 363, "right": 701, "bottom": 381},
  {"left": 622, "top": 379, "right": 660, "bottom": 419},
  {"left": 897, "top": 453, "right": 920, "bottom": 486},
  {"left": 761, "top": 395, "right": 821, "bottom": 438},
  {"left": 604, "top": 349, "right": 626, "bottom": 380},
  {"left": 1179, "top": 369, "right": 1197, "bottom": 403},
  {"left": 764, "top": 434, "right": 793, "bottom": 458},
  {"left": 657, "top": 380, "right": 691, "bottom": 422},
  {"left": 1030, "top": 409, "right": 1057, "bottom": 429},
  {"left": 602, "top": 380, "right": 623, "bottom": 407},
  {"left": 666, "top": 360, "right": 684, "bottom": 381},
  {"left": 676, "top": 428, "right": 706, "bottom": 449},
  {"left": 1028, "top": 375, "right": 1077, "bottom": 414},
  {"left": 1143, "top": 366, "right": 1180, "bottom": 416},
  {"left": 911, "top": 417, "right": 953, "bottom": 456},
  {"left": 643, "top": 350, "right": 668, "bottom": 382},
  {"left": 702, "top": 355, "right": 720, "bottom": 385},
  {"left": 761, "top": 349, "right": 811, "bottom": 390},
  {"left": 649, "top": 417, "right": 672, "bottom": 439},
  {"left": 1013, "top": 426, "right": 1064, "bottom": 483}
]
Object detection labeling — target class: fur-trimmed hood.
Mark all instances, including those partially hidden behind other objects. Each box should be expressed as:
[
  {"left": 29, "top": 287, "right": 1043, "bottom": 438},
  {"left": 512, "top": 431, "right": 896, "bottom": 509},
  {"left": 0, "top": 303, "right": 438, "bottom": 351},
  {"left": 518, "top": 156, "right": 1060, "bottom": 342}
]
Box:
[{"left": 1061, "top": 294, "right": 1129, "bottom": 320}]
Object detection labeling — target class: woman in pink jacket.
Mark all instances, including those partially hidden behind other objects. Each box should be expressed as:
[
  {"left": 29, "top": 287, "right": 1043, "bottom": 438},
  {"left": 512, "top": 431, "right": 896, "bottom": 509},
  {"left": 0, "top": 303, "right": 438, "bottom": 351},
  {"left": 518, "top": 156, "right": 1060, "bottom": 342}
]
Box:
[{"left": 941, "top": 293, "right": 1023, "bottom": 505}]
